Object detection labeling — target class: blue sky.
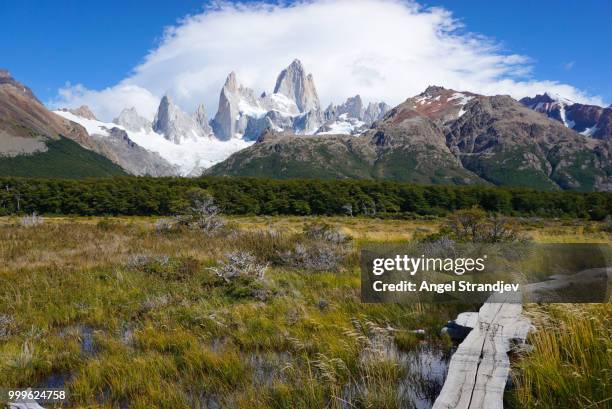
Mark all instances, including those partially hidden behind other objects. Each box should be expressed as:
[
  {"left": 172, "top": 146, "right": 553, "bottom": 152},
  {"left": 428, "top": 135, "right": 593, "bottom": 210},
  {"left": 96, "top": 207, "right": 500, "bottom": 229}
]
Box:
[
  {"left": 2, "top": 0, "right": 610, "bottom": 120},
  {"left": 424, "top": 0, "right": 611, "bottom": 103}
]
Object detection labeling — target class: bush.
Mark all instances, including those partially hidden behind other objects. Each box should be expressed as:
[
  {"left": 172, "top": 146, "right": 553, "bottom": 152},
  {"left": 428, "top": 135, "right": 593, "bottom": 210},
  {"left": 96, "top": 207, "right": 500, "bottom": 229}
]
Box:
[
  {"left": 303, "top": 223, "right": 350, "bottom": 245},
  {"left": 234, "top": 229, "right": 294, "bottom": 264},
  {"left": 175, "top": 190, "right": 226, "bottom": 235},
  {"left": 127, "top": 255, "right": 201, "bottom": 281},
  {"left": 281, "top": 243, "right": 346, "bottom": 271},
  {"left": 96, "top": 218, "right": 117, "bottom": 231},
  {"left": 155, "top": 218, "right": 176, "bottom": 233},
  {"left": 278, "top": 224, "right": 353, "bottom": 271},
  {"left": 0, "top": 314, "right": 14, "bottom": 338},
  {"left": 435, "top": 208, "right": 525, "bottom": 243},
  {"left": 210, "top": 251, "right": 268, "bottom": 283},
  {"left": 19, "top": 212, "right": 44, "bottom": 228}
]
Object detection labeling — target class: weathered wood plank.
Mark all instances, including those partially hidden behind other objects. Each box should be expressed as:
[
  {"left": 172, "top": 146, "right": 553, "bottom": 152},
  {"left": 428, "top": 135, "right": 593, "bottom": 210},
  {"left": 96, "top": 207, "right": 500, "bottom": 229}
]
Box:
[{"left": 432, "top": 292, "right": 531, "bottom": 409}]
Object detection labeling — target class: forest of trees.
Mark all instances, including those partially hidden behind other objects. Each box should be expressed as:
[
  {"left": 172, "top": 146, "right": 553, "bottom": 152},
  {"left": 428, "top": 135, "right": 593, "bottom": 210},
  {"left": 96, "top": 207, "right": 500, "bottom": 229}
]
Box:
[{"left": 0, "top": 176, "right": 610, "bottom": 219}]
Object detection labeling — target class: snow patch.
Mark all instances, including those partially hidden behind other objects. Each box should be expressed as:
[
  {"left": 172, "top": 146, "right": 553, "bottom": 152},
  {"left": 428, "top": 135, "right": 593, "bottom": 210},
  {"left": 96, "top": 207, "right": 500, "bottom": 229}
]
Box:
[
  {"left": 449, "top": 92, "right": 473, "bottom": 106},
  {"left": 54, "top": 110, "right": 253, "bottom": 176},
  {"left": 237, "top": 99, "right": 267, "bottom": 118},
  {"left": 558, "top": 104, "right": 569, "bottom": 128},
  {"left": 55, "top": 111, "right": 112, "bottom": 137},
  {"left": 263, "top": 93, "right": 299, "bottom": 115},
  {"left": 582, "top": 126, "right": 598, "bottom": 137},
  {"left": 317, "top": 114, "right": 365, "bottom": 135},
  {"left": 448, "top": 93, "right": 474, "bottom": 117},
  {"left": 544, "top": 92, "right": 575, "bottom": 106}
]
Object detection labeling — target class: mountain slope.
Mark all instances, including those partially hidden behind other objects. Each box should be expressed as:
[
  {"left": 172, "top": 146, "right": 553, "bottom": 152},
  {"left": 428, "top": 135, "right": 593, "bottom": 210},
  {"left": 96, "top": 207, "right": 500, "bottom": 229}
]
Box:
[
  {"left": 520, "top": 93, "right": 612, "bottom": 140},
  {"left": 208, "top": 87, "right": 611, "bottom": 191},
  {"left": 446, "top": 93, "right": 611, "bottom": 190},
  {"left": 0, "top": 70, "right": 88, "bottom": 149},
  {"left": 207, "top": 114, "right": 485, "bottom": 185},
  {"left": 0, "top": 136, "right": 125, "bottom": 178},
  {"left": 0, "top": 69, "right": 126, "bottom": 178},
  {"left": 58, "top": 109, "right": 251, "bottom": 176}
]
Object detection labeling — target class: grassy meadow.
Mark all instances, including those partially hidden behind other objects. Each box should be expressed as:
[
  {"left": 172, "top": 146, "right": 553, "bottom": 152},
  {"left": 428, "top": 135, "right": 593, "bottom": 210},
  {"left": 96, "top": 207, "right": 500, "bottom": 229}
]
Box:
[{"left": 0, "top": 215, "right": 610, "bottom": 408}]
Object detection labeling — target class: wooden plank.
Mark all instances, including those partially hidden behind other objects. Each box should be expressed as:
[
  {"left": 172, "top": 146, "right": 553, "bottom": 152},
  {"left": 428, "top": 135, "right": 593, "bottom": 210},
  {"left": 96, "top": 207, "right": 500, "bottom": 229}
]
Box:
[{"left": 432, "top": 292, "right": 531, "bottom": 409}]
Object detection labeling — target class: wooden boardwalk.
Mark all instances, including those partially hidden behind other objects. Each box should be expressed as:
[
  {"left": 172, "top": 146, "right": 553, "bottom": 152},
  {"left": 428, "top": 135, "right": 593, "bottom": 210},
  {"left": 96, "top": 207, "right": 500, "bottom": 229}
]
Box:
[{"left": 432, "top": 292, "right": 532, "bottom": 409}]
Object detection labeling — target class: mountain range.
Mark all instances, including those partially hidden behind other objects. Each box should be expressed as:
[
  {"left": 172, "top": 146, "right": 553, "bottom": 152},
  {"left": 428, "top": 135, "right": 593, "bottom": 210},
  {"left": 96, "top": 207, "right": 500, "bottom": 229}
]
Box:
[
  {"left": 0, "top": 69, "right": 125, "bottom": 178},
  {"left": 48, "top": 59, "right": 389, "bottom": 177},
  {"left": 208, "top": 86, "right": 611, "bottom": 191},
  {"left": 0, "top": 62, "right": 610, "bottom": 191},
  {"left": 519, "top": 93, "right": 612, "bottom": 139}
]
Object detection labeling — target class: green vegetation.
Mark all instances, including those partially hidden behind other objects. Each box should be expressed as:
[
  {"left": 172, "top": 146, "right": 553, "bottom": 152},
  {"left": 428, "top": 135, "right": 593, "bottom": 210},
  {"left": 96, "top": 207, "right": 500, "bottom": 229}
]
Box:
[
  {"left": 0, "top": 213, "right": 609, "bottom": 408},
  {"left": 508, "top": 304, "right": 611, "bottom": 409},
  {"left": 0, "top": 136, "right": 126, "bottom": 179},
  {"left": 0, "top": 216, "right": 467, "bottom": 408},
  {"left": 372, "top": 147, "right": 480, "bottom": 185},
  {"left": 0, "top": 176, "right": 610, "bottom": 219},
  {"left": 461, "top": 146, "right": 559, "bottom": 191}
]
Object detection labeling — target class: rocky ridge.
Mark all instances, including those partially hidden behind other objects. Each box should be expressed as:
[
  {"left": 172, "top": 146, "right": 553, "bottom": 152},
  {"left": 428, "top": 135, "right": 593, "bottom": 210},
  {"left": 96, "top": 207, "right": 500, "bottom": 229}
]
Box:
[
  {"left": 208, "top": 86, "right": 612, "bottom": 191},
  {"left": 520, "top": 93, "right": 612, "bottom": 140}
]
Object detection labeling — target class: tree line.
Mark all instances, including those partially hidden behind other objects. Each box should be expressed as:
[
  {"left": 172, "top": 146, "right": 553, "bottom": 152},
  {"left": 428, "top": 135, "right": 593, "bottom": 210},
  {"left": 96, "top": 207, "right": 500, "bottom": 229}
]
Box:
[{"left": 0, "top": 176, "right": 610, "bottom": 219}]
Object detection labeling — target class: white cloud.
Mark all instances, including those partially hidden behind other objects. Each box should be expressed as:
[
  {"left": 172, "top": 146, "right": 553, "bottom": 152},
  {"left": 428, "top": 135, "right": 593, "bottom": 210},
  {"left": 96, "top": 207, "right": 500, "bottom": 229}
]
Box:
[
  {"left": 52, "top": 82, "right": 160, "bottom": 121},
  {"left": 49, "top": 0, "right": 605, "bottom": 121}
]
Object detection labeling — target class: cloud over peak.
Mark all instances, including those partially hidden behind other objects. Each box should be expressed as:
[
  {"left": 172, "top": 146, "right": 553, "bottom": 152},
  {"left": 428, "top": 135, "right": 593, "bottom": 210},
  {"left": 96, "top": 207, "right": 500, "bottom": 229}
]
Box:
[{"left": 50, "top": 0, "right": 604, "bottom": 121}]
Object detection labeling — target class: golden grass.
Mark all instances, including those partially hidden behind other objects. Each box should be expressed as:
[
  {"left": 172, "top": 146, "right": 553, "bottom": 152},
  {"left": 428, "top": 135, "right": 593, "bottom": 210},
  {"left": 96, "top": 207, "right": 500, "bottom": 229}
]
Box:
[
  {"left": 0, "top": 216, "right": 464, "bottom": 408},
  {"left": 0, "top": 215, "right": 609, "bottom": 408},
  {"left": 509, "top": 304, "right": 612, "bottom": 409}
]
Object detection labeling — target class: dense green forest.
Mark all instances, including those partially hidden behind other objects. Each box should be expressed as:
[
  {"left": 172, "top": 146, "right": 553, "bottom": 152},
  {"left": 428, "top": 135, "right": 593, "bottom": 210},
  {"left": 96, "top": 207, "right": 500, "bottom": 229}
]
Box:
[
  {"left": 0, "top": 137, "right": 126, "bottom": 178},
  {"left": 0, "top": 176, "right": 610, "bottom": 219}
]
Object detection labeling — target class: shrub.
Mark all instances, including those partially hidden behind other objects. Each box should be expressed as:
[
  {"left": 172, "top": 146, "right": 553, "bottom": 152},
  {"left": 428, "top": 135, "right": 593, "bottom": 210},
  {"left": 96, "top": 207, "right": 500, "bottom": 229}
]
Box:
[
  {"left": 234, "top": 229, "right": 294, "bottom": 264},
  {"left": 303, "top": 223, "right": 350, "bottom": 245},
  {"left": 277, "top": 224, "right": 353, "bottom": 271},
  {"left": 434, "top": 208, "right": 525, "bottom": 243},
  {"left": 0, "top": 314, "right": 14, "bottom": 338},
  {"left": 126, "top": 254, "right": 200, "bottom": 281},
  {"left": 281, "top": 243, "right": 346, "bottom": 271},
  {"left": 155, "top": 218, "right": 176, "bottom": 233},
  {"left": 210, "top": 251, "right": 268, "bottom": 283},
  {"left": 175, "top": 191, "right": 226, "bottom": 236},
  {"left": 19, "top": 212, "right": 44, "bottom": 228},
  {"left": 96, "top": 218, "right": 116, "bottom": 231}
]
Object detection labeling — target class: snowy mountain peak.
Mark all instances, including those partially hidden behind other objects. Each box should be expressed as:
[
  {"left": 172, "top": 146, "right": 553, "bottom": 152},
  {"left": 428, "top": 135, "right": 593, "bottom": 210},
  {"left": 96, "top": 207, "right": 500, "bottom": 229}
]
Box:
[
  {"left": 320, "top": 95, "right": 390, "bottom": 135},
  {"left": 212, "top": 72, "right": 263, "bottom": 140},
  {"left": 59, "top": 105, "right": 98, "bottom": 121},
  {"left": 542, "top": 92, "right": 575, "bottom": 105},
  {"left": 153, "top": 95, "right": 209, "bottom": 144},
  {"left": 400, "top": 87, "right": 477, "bottom": 123},
  {"left": 224, "top": 71, "right": 238, "bottom": 91},
  {"left": 520, "top": 94, "right": 611, "bottom": 139},
  {"left": 423, "top": 85, "right": 448, "bottom": 96},
  {"left": 364, "top": 101, "right": 392, "bottom": 123},
  {"left": 113, "top": 107, "right": 152, "bottom": 133},
  {"left": 273, "top": 59, "right": 320, "bottom": 113},
  {"left": 193, "top": 103, "right": 212, "bottom": 135}
]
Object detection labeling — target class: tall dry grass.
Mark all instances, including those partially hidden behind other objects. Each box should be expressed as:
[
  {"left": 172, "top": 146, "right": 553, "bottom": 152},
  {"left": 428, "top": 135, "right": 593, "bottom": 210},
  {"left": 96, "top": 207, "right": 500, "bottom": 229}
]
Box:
[{"left": 509, "top": 304, "right": 612, "bottom": 409}]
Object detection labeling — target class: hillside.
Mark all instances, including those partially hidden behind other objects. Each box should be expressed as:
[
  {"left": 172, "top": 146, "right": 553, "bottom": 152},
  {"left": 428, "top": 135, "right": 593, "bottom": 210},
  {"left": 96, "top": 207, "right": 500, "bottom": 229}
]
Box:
[
  {"left": 0, "top": 136, "right": 125, "bottom": 178},
  {"left": 0, "top": 70, "right": 127, "bottom": 178},
  {"left": 208, "top": 87, "right": 612, "bottom": 191}
]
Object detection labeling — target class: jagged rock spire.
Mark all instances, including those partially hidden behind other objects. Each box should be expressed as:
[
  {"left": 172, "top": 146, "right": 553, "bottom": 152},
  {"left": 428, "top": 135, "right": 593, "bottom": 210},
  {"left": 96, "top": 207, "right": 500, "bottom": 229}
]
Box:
[
  {"left": 212, "top": 72, "right": 240, "bottom": 141},
  {"left": 212, "top": 71, "right": 262, "bottom": 140},
  {"left": 153, "top": 94, "right": 208, "bottom": 144},
  {"left": 273, "top": 59, "right": 320, "bottom": 113},
  {"left": 113, "top": 107, "right": 151, "bottom": 132},
  {"left": 194, "top": 103, "right": 212, "bottom": 135}
]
